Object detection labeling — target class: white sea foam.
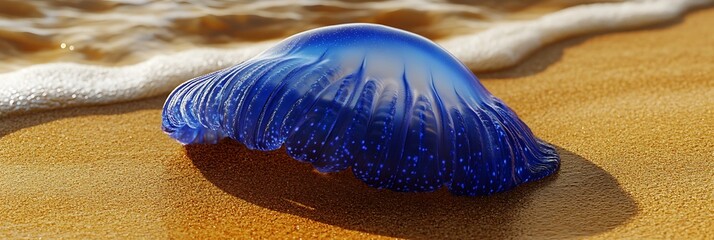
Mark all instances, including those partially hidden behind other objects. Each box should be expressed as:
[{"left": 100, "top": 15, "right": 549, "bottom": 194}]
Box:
[
  {"left": 0, "top": 0, "right": 709, "bottom": 117},
  {"left": 441, "top": 0, "right": 711, "bottom": 70}
]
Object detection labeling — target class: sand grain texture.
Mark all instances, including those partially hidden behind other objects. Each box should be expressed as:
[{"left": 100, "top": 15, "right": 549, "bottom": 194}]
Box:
[{"left": 1, "top": 8, "right": 713, "bottom": 239}]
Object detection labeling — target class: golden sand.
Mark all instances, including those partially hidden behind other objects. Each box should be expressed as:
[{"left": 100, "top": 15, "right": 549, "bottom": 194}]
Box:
[{"left": 1, "top": 7, "right": 712, "bottom": 239}]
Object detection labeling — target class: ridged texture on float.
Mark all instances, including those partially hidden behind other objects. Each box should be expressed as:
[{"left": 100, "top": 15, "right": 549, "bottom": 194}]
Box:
[{"left": 162, "top": 24, "right": 559, "bottom": 196}]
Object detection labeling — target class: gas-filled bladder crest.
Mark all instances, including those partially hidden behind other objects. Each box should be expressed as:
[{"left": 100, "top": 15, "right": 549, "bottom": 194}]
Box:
[{"left": 162, "top": 23, "right": 560, "bottom": 196}]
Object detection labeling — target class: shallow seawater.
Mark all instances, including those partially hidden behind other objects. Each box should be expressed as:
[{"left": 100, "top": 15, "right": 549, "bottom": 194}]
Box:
[{"left": 0, "top": 0, "right": 622, "bottom": 73}]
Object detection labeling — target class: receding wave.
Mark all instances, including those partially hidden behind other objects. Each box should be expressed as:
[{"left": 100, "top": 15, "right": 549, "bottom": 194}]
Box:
[
  {"left": 0, "top": 0, "right": 709, "bottom": 117},
  {"left": 0, "top": 0, "right": 496, "bottom": 70}
]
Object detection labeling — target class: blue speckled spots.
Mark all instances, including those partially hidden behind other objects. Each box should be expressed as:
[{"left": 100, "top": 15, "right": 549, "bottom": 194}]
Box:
[{"left": 161, "top": 23, "right": 560, "bottom": 196}]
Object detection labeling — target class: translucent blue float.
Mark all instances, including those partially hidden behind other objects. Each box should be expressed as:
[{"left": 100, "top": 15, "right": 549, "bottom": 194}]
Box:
[{"left": 162, "top": 23, "right": 559, "bottom": 196}]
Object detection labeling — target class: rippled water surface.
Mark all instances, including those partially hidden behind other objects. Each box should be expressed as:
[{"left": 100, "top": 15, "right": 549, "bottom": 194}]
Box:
[{"left": 0, "top": 0, "right": 622, "bottom": 72}]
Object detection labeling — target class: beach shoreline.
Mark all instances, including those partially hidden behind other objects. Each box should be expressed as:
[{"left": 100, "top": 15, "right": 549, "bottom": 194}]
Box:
[{"left": 1, "top": 6, "right": 713, "bottom": 239}]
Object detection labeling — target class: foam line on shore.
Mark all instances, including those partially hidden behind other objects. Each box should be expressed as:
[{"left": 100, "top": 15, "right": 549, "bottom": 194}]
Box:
[{"left": 0, "top": 0, "right": 709, "bottom": 117}]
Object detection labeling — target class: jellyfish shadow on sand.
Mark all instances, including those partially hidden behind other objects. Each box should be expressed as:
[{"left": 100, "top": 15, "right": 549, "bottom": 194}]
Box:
[{"left": 186, "top": 139, "right": 637, "bottom": 239}]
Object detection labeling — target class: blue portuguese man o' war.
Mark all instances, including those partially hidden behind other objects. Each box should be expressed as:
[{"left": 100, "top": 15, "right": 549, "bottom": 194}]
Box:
[{"left": 162, "top": 23, "right": 559, "bottom": 196}]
